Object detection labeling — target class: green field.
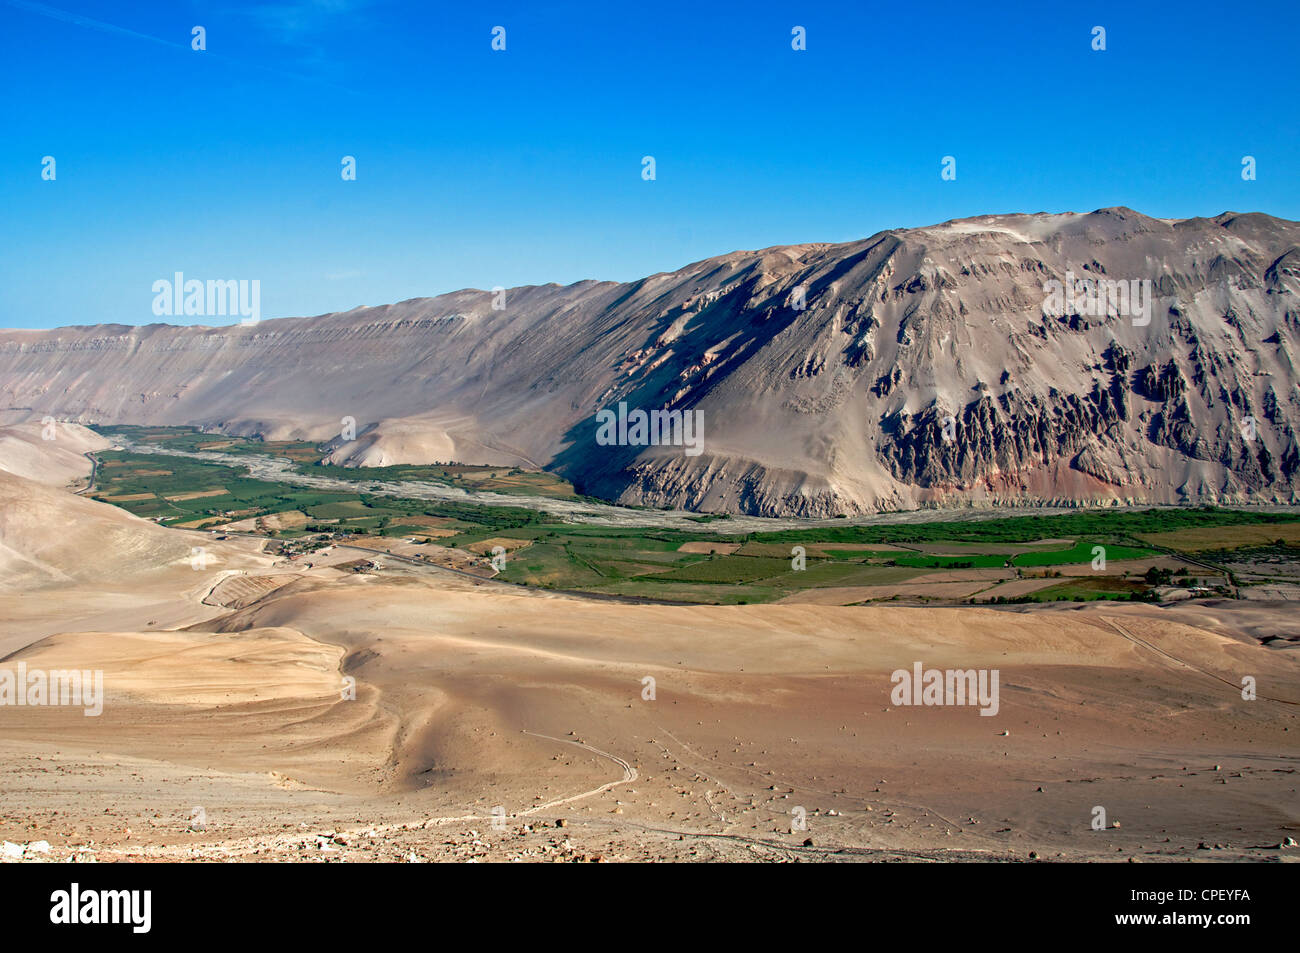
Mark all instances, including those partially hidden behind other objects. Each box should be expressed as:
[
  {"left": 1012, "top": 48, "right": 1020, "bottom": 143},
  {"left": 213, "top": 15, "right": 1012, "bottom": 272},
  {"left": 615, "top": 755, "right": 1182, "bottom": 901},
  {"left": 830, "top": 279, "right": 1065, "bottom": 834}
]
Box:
[
  {"left": 751, "top": 507, "right": 1300, "bottom": 546},
  {"left": 94, "top": 425, "right": 581, "bottom": 500},
  {"left": 85, "top": 425, "right": 1300, "bottom": 606},
  {"left": 88, "top": 448, "right": 561, "bottom": 539},
  {"left": 980, "top": 576, "right": 1150, "bottom": 604},
  {"left": 1011, "top": 541, "right": 1155, "bottom": 567}
]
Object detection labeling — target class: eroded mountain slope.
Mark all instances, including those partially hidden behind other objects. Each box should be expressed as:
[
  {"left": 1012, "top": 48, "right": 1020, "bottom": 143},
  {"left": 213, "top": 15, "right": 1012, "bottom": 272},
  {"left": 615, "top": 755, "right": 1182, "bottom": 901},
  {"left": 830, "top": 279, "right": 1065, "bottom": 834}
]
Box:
[{"left": 3, "top": 208, "right": 1298, "bottom": 516}]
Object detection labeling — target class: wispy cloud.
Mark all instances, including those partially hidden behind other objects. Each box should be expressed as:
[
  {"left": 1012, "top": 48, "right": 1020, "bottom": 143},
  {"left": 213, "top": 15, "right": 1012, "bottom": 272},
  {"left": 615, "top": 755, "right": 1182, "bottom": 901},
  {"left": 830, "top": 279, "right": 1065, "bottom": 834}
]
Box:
[
  {"left": 6, "top": 0, "right": 360, "bottom": 93},
  {"left": 4, "top": 0, "right": 186, "bottom": 49}
]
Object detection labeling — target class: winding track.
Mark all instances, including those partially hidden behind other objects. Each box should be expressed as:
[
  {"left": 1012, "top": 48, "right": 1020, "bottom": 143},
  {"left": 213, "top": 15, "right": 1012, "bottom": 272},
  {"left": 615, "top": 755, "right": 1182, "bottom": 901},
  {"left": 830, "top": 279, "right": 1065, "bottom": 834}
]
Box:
[
  {"left": 1101, "top": 616, "right": 1299, "bottom": 706},
  {"left": 517, "top": 730, "right": 638, "bottom": 813}
]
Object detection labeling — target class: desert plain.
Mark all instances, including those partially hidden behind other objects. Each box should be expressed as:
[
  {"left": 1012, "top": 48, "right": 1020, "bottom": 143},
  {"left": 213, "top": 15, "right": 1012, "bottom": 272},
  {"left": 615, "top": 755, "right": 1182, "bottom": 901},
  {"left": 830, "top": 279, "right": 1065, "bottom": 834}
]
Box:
[{"left": 0, "top": 420, "right": 1297, "bottom": 864}]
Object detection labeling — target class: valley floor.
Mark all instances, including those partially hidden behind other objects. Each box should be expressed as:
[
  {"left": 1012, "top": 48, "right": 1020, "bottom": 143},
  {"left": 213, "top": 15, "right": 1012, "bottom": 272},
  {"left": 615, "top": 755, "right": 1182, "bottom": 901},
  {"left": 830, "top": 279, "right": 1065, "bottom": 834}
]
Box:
[{"left": 1, "top": 423, "right": 1298, "bottom": 863}]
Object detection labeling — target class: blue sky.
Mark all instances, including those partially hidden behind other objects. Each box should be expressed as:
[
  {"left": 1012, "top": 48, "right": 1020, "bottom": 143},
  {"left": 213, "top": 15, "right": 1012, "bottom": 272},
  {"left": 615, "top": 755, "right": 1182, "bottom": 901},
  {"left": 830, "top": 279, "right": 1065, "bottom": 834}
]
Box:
[{"left": 2, "top": 0, "right": 1297, "bottom": 329}]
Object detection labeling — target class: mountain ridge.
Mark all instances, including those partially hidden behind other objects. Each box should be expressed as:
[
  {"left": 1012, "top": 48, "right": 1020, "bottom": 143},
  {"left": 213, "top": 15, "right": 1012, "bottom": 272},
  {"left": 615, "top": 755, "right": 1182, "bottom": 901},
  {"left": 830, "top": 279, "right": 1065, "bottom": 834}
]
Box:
[{"left": 4, "top": 207, "right": 1299, "bottom": 517}]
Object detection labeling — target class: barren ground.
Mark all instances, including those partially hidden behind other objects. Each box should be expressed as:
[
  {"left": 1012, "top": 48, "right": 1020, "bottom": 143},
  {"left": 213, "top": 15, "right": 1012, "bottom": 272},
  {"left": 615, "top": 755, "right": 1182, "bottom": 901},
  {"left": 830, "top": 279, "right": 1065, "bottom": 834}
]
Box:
[{"left": 1, "top": 430, "right": 1297, "bottom": 863}]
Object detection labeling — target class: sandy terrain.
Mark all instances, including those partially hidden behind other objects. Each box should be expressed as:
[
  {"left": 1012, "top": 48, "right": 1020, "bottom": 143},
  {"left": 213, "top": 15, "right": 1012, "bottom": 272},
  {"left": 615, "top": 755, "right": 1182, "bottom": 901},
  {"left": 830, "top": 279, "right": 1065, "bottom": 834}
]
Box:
[
  {"left": 1, "top": 438, "right": 1297, "bottom": 863},
  {"left": 1044, "top": 557, "right": 1197, "bottom": 577},
  {"left": 775, "top": 580, "right": 997, "bottom": 604},
  {"left": 0, "top": 420, "right": 109, "bottom": 489},
  {"left": 677, "top": 541, "right": 742, "bottom": 555},
  {"left": 464, "top": 537, "right": 533, "bottom": 555},
  {"left": 972, "top": 577, "right": 1066, "bottom": 600},
  {"left": 776, "top": 569, "right": 1015, "bottom": 605}
]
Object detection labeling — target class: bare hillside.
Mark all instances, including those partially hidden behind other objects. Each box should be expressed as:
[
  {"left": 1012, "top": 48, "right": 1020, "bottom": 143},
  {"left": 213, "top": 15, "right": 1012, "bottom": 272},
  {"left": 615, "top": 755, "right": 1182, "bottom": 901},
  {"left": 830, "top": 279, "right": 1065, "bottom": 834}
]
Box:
[{"left": 3, "top": 208, "right": 1299, "bottom": 516}]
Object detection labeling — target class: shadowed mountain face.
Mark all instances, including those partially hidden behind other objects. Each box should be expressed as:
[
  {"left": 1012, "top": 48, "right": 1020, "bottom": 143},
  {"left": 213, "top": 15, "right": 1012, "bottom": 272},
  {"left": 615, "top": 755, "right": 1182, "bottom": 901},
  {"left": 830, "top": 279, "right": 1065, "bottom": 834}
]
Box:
[{"left": 3, "top": 208, "right": 1300, "bottom": 517}]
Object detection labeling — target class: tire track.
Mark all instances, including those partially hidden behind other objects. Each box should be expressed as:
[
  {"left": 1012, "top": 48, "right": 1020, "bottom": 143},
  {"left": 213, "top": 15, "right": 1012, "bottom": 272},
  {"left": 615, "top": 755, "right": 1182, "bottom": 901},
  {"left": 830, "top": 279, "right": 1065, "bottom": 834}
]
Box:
[
  {"left": 518, "top": 730, "right": 637, "bottom": 814},
  {"left": 1102, "top": 616, "right": 1299, "bottom": 706}
]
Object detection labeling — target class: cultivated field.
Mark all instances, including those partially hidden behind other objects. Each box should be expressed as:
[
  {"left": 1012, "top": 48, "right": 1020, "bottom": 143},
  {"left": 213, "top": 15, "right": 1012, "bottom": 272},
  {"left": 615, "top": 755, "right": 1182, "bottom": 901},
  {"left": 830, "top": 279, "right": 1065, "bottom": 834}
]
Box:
[{"left": 80, "top": 426, "right": 1300, "bottom": 607}]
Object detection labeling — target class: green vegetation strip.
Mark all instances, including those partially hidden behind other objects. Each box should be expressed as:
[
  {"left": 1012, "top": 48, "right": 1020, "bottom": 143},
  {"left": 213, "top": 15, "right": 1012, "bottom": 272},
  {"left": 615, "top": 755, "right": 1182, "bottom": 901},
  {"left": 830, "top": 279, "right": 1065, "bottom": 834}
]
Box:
[
  {"left": 752, "top": 507, "right": 1300, "bottom": 545},
  {"left": 86, "top": 426, "right": 1295, "bottom": 606}
]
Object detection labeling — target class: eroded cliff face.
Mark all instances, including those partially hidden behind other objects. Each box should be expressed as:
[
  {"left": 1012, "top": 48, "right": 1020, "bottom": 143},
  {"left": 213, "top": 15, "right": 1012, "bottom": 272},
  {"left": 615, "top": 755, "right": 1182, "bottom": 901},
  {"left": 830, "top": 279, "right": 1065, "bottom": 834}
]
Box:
[{"left": 3, "top": 208, "right": 1299, "bottom": 516}]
